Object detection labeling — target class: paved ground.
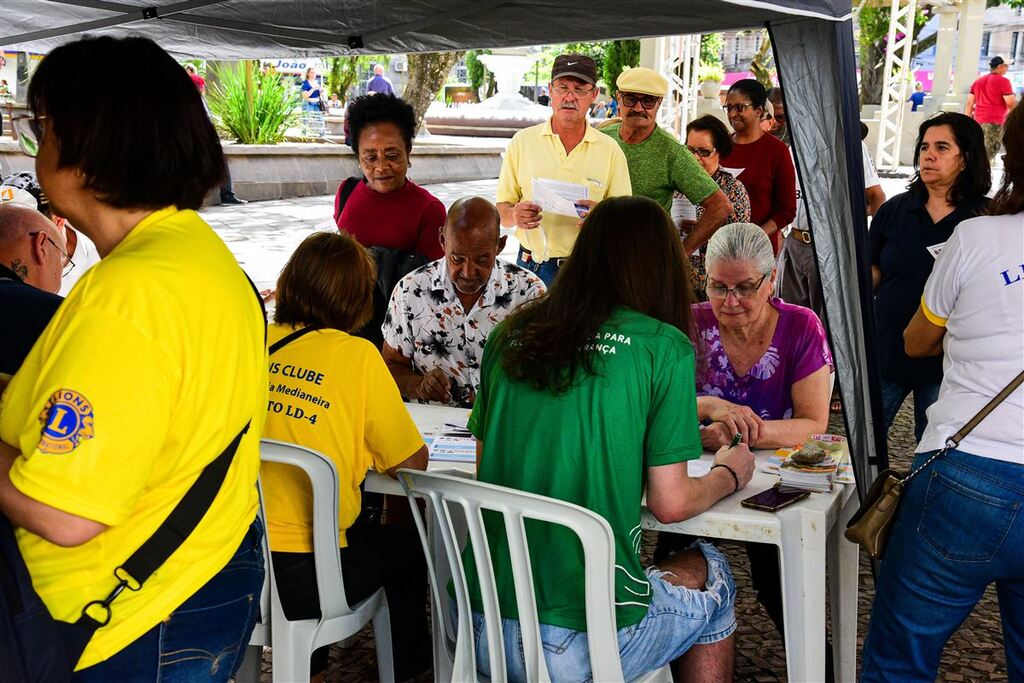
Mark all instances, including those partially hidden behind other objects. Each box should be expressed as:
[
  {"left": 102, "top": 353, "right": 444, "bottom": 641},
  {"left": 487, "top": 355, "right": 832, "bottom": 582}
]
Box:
[{"left": 214, "top": 175, "right": 1009, "bottom": 683}]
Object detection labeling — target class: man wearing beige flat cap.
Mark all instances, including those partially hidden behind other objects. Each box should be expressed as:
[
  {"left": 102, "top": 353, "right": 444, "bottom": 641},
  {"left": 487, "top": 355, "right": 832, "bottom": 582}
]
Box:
[{"left": 601, "top": 67, "right": 731, "bottom": 258}]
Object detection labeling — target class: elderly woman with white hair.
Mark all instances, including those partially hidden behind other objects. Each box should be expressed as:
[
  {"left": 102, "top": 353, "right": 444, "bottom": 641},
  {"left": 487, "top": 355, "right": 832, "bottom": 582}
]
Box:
[
  {"left": 693, "top": 222, "right": 832, "bottom": 449},
  {"left": 657, "top": 221, "right": 836, "bottom": 672}
]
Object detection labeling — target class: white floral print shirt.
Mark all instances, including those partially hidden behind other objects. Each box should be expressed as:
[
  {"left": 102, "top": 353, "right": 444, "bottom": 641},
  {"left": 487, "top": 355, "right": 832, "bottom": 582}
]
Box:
[{"left": 383, "top": 258, "right": 546, "bottom": 406}]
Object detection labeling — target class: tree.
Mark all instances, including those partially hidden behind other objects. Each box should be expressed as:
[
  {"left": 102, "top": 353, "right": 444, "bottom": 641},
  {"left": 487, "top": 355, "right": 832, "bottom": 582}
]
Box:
[
  {"left": 403, "top": 51, "right": 464, "bottom": 130},
  {"left": 749, "top": 31, "right": 775, "bottom": 87},
  {"left": 465, "top": 49, "right": 496, "bottom": 100},
  {"left": 602, "top": 40, "right": 641, "bottom": 95},
  {"left": 326, "top": 54, "right": 384, "bottom": 101},
  {"left": 700, "top": 33, "right": 724, "bottom": 68}
]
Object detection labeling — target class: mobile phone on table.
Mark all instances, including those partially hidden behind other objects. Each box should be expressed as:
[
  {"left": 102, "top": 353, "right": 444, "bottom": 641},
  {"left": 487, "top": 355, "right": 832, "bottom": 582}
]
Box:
[{"left": 740, "top": 484, "right": 810, "bottom": 512}]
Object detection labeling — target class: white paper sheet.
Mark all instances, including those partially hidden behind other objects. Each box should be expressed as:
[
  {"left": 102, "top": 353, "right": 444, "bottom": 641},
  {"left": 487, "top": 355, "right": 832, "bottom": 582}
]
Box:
[
  {"left": 671, "top": 195, "right": 698, "bottom": 223},
  {"left": 719, "top": 166, "right": 744, "bottom": 179},
  {"left": 532, "top": 177, "right": 588, "bottom": 218},
  {"left": 428, "top": 434, "right": 477, "bottom": 463}
]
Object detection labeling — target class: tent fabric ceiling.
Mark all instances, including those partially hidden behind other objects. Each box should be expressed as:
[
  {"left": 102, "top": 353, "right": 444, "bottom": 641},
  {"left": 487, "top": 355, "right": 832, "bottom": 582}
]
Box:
[{"left": 4, "top": 0, "right": 851, "bottom": 58}]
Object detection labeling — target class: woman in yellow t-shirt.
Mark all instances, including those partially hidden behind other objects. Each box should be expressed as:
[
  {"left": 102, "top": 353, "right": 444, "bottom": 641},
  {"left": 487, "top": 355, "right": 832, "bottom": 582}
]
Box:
[
  {"left": 0, "top": 37, "right": 267, "bottom": 680},
  {"left": 261, "top": 231, "right": 430, "bottom": 682}
]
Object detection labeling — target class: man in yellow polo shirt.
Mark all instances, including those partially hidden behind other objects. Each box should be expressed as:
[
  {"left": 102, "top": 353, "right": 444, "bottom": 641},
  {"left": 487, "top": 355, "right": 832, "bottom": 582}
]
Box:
[{"left": 496, "top": 53, "right": 632, "bottom": 285}]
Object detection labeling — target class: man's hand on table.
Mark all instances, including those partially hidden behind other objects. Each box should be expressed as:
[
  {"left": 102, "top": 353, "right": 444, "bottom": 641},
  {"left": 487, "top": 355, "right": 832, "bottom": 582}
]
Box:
[
  {"left": 416, "top": 368, "right": 452, "bottom": 404},
  {"left": 713, "top": 442, "right": 756, "bottom": 490}
]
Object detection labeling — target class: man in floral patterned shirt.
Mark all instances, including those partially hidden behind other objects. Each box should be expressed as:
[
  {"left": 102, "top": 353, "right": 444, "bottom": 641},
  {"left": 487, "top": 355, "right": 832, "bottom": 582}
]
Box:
[{"left": 382, "top": 197, "right": 546, "bottom": 407}]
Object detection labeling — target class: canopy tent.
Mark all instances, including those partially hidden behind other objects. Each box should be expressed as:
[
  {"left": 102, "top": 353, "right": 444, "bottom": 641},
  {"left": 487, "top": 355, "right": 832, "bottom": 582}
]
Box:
[{"left": 0, "top": 0, "right": 888, "bottom": 493}]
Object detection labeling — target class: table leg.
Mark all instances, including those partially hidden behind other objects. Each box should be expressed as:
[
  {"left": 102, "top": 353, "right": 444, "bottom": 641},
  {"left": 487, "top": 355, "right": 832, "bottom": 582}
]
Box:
[
  {"left": 778, "top": 507, "right": 828, "bottom": 682},
  {"left": 827, "top": 488, "right": 860, "bottom": 683}
]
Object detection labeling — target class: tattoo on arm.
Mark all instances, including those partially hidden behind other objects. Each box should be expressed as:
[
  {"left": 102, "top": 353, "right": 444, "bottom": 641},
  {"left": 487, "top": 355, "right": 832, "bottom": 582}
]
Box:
[{"left": 10, "top": 259, "right": 28, "bottom": 280}]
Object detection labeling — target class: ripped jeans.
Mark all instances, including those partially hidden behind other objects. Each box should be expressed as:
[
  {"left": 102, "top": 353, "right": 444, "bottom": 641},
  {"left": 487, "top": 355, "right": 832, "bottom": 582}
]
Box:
[{"left": 463, "top": 540, "right": 736, "bottom": 682}]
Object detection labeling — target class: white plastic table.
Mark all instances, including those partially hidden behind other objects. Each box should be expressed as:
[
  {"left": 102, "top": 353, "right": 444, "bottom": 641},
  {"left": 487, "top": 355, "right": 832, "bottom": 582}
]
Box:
[{"left": 367, "top": 403, "right": 859, "bottom": 683}]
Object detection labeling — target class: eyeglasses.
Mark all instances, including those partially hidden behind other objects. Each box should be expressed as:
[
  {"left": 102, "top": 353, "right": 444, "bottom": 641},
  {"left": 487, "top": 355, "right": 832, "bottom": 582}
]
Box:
[
  {"left": 620, "top": 92, "right": 661, "bottom": 110},
  {"left": 686, "top": 145, "right": 716, "bottom": 158},
  {"left": 11, "top": 115, "right": 47, "bottom": 158},
  {"left": 723, "top": 103, "right": 754, "bottom": 114},
  {"left": 706, "top": 273, "right": 768, "bottom": 300},
  {"left": 28, "top": 230, "right": 75, "bottom": 277},
  {"left": 551, "top": 84, "right": 595, "bottom": 97}
]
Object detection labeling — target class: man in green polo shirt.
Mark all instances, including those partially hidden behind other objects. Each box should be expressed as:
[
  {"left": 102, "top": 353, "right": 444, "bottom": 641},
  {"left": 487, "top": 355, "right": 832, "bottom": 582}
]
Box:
[{"left": 602, "top": 67, "right": 732, "bottom": 255}]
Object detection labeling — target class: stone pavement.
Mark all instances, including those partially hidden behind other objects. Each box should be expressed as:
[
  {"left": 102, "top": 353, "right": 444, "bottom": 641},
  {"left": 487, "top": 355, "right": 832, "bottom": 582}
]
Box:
[{"left": 214, "top": 177, "right": 1007, "bottom": 683}]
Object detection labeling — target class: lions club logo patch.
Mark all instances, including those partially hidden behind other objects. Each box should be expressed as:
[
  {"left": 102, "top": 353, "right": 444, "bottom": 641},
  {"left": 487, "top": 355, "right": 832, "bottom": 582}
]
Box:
[{"left": 37, "top": 389, "right": 95, "bottom": 454}]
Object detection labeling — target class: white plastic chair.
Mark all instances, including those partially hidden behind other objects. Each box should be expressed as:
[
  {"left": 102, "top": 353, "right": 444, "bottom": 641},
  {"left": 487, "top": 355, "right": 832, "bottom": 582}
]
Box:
[
  {"left": 397, "top": 469, "right": 671, "bottom": 683},
  {"left": 236, "top": 478, "right": 274, "bottom": 682},
  {"left": 239, "top": 439, "right": 395, "bottom": 683}
]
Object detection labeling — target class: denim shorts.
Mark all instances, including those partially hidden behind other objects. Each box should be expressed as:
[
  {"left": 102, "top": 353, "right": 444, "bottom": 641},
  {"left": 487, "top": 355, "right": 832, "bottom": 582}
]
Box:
[{"left": 462, "top": 539, "right": 736, "bottom": 682}]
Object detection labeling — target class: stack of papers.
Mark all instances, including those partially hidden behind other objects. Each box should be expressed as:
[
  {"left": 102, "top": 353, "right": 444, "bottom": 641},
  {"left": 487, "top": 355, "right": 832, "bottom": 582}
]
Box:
[
  {"left": 779, "top": 456, "right": 839, "bottom": 492},
  {"left": 427, "top": 421, "right": 476, "bottom": 463}
]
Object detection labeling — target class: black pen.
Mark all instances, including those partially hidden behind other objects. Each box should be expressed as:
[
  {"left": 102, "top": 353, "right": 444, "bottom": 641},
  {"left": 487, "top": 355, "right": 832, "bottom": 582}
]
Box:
[{"left": 730, "top": 432, "right": 743, "bottom": 448}]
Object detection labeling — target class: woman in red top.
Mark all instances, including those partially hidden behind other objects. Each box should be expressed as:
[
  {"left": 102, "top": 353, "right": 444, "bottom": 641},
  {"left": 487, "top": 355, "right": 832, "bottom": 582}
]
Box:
[
  {"left": 334, "top": 94, "right": 446, "bottom": 347},
  {"left": 719, "top": 79, "right": 796, "bottom": 256},
  {"left": 335, "top": 94, "right": 445, "bottom": 261}
]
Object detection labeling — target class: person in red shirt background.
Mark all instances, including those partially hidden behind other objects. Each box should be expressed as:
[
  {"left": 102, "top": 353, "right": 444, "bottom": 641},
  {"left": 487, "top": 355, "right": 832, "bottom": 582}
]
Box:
[
  {"left": 719, "top": 79, "right": 796, "bottom": 256},
  {"left": 966, "top": 56, "right": 1018, "bottom": 162},
  {"left": 184, "top": 63, "right": 205, "bottom": 92}
]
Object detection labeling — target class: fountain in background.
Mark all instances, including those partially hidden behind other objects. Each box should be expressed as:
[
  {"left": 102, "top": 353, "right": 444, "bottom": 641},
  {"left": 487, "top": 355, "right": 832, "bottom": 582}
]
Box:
[{"left": 425, "top": 48, "right": 550, "bottom": 138}]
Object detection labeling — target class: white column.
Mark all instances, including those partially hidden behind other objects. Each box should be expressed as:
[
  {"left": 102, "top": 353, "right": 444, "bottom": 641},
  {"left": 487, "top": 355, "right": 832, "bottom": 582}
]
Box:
[
  {"left": 953, "top": 0, "right": 986, "bottom": 96},
  {"left": 639, "top": 38, "right": 659, "bottom": 70},
  {"left": 930, "top": 4, "right": 959, "bottom": 101}
]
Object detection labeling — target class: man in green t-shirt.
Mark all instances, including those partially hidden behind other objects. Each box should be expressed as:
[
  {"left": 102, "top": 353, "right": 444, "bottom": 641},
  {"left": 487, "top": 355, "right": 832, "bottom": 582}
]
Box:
[
  {"left": 464, "top": 196, "right": 755, "bottom": 682},
  {"left": 601, "top": 67, "right": 732, "bottom": 256}
]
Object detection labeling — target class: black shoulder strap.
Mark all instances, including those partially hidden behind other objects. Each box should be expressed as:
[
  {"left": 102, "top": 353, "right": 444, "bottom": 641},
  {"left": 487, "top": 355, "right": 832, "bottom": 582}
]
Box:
[
  {"left": 334, "top": 176, "right": 361, "bottom": 224},
  {"left": 76, "top": 269, "right": 270, "bottom": 630},
  {"left": 269, "top": 326, "right": 319, "bottom": 355}
]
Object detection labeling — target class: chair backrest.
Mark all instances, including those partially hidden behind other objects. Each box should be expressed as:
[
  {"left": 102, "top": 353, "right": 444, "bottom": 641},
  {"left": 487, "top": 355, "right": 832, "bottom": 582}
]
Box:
[
  {"left": 259, "top": 438, "right": 356, "bottom": 620},
  {"left": 397, "top": 469, "right": 625, "bottom": 683},
  {"left": 249, "top": 476, "right": 274, "bottom": 645}
]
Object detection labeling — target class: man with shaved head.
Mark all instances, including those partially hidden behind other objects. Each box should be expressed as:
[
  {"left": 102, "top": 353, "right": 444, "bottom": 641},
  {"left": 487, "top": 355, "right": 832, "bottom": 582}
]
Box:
[
  {"left": 0, "top": 203, "right": 66, "bottom": 374},
  {"left": 383, "top": 196, "right": 546, "bottom": 406}
]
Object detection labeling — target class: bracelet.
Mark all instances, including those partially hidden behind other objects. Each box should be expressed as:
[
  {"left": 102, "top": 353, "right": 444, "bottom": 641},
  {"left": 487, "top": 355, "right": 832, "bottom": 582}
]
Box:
[{"left": 711, "top": 463, "right": 740, "bottom": 494}]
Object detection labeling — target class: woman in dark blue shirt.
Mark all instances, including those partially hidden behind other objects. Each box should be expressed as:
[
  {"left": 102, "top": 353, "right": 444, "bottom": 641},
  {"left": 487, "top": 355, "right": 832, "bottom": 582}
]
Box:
[{"left": 869, "top": 112, "right": 990, "bottom": 442}]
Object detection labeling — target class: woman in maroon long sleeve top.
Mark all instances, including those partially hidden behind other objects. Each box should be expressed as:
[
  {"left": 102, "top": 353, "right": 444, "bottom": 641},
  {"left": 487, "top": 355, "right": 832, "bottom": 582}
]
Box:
[
  {"left": 334, "top": 94, "right": 445, "bottom": 261},
  {"left": 719, "top": 79, "right": 796, "bottom": 256}
]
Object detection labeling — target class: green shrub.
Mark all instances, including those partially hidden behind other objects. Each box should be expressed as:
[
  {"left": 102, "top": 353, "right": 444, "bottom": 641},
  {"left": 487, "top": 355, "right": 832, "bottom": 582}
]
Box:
[{"left": 207, "top": 62, "right": 300, "bottom": 144}]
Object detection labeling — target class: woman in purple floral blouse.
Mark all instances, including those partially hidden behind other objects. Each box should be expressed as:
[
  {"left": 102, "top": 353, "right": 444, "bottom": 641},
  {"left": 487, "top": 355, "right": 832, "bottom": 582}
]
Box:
[
  {"left": 692, "top": 222, "right": 832, "bottom": 450},
  {"left": 664, "top": 222, "right": 834, "bottom": 668}
]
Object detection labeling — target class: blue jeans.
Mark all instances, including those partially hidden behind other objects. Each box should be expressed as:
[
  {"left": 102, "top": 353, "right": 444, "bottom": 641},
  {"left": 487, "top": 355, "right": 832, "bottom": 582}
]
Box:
[
  {"left": 861, "top": 449, "right": 1024, "bottom": 682},
  {"left": 74, "top": 518, "right": 265, "bottom": 682},
  {"left": 880, "top": 378, "right": 941, "bottom": 443},
  {"left": 463, "top": 540, "right": 736, "bottom": 682},
  {"left": 516, "top": 248, "right": 564, "bottom": 288}
]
